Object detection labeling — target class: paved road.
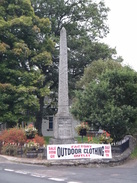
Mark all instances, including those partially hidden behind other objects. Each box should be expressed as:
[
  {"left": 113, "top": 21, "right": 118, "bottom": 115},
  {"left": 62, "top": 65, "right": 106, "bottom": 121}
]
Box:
[{"left": 0, "top": 156, "right": 137, "bottom": 183}]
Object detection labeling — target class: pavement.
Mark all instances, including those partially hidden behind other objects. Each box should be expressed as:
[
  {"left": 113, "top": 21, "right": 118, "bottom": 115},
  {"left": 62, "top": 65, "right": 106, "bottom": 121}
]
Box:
[{"left": 0, "top": 154, "right": 51, "bottom": 165}]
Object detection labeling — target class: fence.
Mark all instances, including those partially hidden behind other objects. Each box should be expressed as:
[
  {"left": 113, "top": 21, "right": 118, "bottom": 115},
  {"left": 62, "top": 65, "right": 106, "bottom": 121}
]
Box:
[{"left": 112, "top": 138, "right": 129, "bottom": 154}]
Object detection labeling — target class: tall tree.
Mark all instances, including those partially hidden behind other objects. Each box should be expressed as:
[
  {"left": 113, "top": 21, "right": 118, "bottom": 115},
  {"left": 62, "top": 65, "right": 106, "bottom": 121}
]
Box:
[
  {"left": 0, "top": 0, "right": 54, "bottom": 132},
  {"left": 31, "top": 0, "right": 118, "bottom": 100},
  {"left": 77, "top": 59, "right": 123, "bottom": 88},
  {"left": 71, "top": 63, "right": 137, "bottom": 142}
]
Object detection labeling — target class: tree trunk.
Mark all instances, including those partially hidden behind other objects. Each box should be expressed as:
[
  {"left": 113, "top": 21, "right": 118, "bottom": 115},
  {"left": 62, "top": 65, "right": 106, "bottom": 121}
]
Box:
[{"left": 35, "top": 96, "right": 44, "bottom": 136}]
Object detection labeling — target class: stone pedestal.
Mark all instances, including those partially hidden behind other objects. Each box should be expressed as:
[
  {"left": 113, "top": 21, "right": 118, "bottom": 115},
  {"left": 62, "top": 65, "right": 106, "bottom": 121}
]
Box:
[{"left": 50, "top": 114, "right": 75, "bottom": 144}]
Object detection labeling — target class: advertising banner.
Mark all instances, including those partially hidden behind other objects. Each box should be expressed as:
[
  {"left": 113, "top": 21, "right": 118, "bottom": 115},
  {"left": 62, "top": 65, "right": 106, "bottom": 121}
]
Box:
[{"left": 47, "top": 144, "right": 112, "bottom": 160}]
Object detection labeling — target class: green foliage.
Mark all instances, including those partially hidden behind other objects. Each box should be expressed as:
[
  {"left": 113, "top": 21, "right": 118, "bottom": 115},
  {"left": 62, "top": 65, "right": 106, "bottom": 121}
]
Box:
[
  {"left": 131, "top": 145, "right": 137, "bottom": 159},
  {"left": 44, "top": 136, "right": 52, "bottom": 145},
  {"left": 71, "top": 64, "right": 137, "bottom": 142},
  {"left": 77, "top": 59, "right": 123, "bottom": 88},
  {"left": 32, "top": 0, "right": 109, "bottom": 38},
  {"left": 31, "top": 0, "right": 118, "bottom": 108},
  {"left": 75, "top": 136, "right": 99, "bottom": 144},
  {"left": 1, "top": 144, "right": 18, "bottom": 156},
  {"left": 0, "top": 0, "right": 121, "bottom": 133},
  {"left": 0, "top": 0, "right": 54, "bottom": 130}
]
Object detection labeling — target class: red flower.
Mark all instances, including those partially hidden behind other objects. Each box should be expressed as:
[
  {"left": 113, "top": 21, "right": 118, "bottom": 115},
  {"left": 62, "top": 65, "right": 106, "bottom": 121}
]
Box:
[
  {"left": 106, "top": 132, "right": 110, "bottom": 137},
  {"left": 88, "top": 136, "right": 92, "bottom": 142}
]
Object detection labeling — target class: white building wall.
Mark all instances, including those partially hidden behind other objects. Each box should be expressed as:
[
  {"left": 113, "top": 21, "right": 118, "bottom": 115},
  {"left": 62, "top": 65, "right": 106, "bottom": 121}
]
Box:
[{"left": 42, "top": 119, "right": 53, "bottom": 137}]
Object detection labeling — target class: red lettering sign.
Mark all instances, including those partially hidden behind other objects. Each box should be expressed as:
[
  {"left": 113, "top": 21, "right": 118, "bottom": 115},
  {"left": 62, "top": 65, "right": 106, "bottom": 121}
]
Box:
[
  {"left": 49, "top": 147, "right": 56, "bottom": 150},
  {"left": 50, "top": 155, "right": 55, "bottom": 158},
  {"left": 74, "top": 154, "right": 80, "bottom": 157},
  {"left": 49, "top": 151, "right": 56, "bottom": 154}
]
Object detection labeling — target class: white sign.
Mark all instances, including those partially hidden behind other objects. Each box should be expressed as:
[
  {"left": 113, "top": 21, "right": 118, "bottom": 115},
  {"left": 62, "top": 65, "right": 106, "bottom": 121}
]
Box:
[{"left": 47, "top": 144, "right": 112, "bottom": 160}]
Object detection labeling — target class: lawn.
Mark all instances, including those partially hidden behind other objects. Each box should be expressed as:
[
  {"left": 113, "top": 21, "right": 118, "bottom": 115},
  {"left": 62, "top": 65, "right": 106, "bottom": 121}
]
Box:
[
  {"left": 75, "top": 136, "right": 100, "bottom": 144},
  {"left": 44, "top": 136, "right": 52, "bottom": 145},
  {"left": 44, "top": 136, "right": 100, "bottom": 145}
]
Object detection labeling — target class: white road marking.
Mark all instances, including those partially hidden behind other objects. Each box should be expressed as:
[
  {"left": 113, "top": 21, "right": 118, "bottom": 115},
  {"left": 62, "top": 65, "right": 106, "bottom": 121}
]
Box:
[
  {"left": 15, "top": 170, "right": 29, "bottom": 175},
  {"left": 68, "top": 182, "right": 82, "bottom": 183},
  {"left": 38, "top": 175, "right": 46, "bottom": 178},
  {"left": 4, "top": 169, "right": 81, "bottom": 182},
  {"left": 4, "top": 169, "right": 14, "bottom": 172},
  {"left": 31, "top": 174, "right": 42, "bottom": 178},
  {"left": 49, "top": 177, "right": 65, "bottom": 181},
  {"left": 31, "top": 173, "right": 47, "bottom": 178},
  {"left": 31, "top": 173, "right": 46, "bottom": 178}
]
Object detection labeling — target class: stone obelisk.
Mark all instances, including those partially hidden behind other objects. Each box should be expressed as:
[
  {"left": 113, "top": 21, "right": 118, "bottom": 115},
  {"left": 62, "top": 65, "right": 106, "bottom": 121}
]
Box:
[{"left": 50, "top": 27, "right": 74, "bottom": 144}]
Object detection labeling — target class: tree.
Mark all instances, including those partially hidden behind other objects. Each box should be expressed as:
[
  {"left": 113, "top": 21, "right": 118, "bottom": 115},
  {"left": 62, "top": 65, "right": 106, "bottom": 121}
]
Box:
[
  {"left": 31, "top": 0, "right": 118, "bottom": 99},
  {"left": 0, "top": 0, "right": 120, "bottom": 134},
  {"left": 0, "top": 0, "right": 54, "bottom": 132},
  {"left": 77, "top": 59, "right": 123, "bottom": 88},
  {"left": 71, "top": 63, "right": 137, "bottom": 142}
]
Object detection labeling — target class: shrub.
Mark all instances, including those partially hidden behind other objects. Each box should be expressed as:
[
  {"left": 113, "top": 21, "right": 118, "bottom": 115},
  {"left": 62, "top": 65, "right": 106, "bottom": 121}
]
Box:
[
  {"left": 34, "top": 134, "right": 45, "bottom": 146},
  {"left": 1, "top": 143, "right": 18, "bottom": 156},
  {"left": 0, "top": 126, "right": 45, "bottom": 156},
  {"left": 0, "top": 128, "right": 26, "bottom": 145},
  {"left": 25, "top": 138, "right": 39, "bottom": 151},
  {"left": 25, "top": 135, "right": 45, "bottom": 147}
]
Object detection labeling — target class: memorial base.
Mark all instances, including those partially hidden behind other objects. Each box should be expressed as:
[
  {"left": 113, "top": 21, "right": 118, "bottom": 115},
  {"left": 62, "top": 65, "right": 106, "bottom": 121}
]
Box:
[
  {"left": 49, "top": 138, "right": 75, "bottom": 145},
  {"left": 50, "top": 114, "right": 75, "bottom": 144}
]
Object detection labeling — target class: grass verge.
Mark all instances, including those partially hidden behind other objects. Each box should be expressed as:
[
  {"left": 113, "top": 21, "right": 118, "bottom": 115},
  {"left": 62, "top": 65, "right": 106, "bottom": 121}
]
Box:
[
  {"left": 44, "top": 136, "right": 52, "bottom": 145},
  {"left": 130, "top": 145, "right": 137, "bottom": 159}
]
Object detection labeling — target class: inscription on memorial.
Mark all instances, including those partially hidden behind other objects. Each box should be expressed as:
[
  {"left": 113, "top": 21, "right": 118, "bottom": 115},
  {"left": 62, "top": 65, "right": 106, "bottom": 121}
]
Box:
[
  {"left": 58, "top": 118, "right": 72, "bottom": 138},
  {"left": 59, "top": 128, "right": 71, "bottom": 138}
]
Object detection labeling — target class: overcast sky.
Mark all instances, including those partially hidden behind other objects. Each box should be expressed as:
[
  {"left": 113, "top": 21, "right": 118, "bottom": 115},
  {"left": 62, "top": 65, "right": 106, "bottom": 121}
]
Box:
[{"left": 103, "top": 0, "right": 137, "bottom": 71}]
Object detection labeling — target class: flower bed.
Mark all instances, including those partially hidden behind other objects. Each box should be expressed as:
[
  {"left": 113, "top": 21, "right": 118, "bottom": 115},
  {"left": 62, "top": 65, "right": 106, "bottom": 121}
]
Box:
[
  {"left": 0, "top": 125, "right": 46, "bottom": 158},
  {"left": 99, "top": 130, "right": 113, "bottom": 144}
]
